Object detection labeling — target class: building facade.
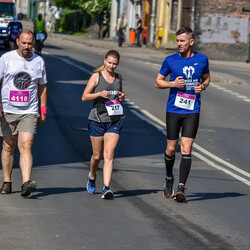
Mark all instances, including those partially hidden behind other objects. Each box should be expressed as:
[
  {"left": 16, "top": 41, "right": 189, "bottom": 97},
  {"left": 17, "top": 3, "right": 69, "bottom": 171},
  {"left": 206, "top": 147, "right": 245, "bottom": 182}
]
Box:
[{"left": 195, "top": 0, "right": 250, "bottom": 61}]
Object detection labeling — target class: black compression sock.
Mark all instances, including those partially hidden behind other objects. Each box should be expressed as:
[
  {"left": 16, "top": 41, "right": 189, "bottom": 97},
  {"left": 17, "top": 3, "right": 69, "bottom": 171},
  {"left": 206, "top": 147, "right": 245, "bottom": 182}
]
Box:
[
  {"left": 164, "top": 153, "right": 175, "bottom": 178},
  {"left": 179, "top": 154, "right": 192, "bottom": 184}
]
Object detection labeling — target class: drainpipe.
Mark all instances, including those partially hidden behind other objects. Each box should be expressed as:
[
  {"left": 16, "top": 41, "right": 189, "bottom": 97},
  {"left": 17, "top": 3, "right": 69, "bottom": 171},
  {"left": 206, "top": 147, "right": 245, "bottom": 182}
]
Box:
[
  {"left": 149, "top": 0, "right": 156, "bottom": 47},
  {"left": 242, "top": 7, "right": 250, "bottom": 62},
  {"left": 190, "top": 0, "right": 196, "bottom": 32}
]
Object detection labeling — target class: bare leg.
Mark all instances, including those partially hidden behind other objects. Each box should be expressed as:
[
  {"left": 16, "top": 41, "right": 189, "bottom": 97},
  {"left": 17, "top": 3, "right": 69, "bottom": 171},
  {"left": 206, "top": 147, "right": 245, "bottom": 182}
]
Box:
[
  {"left": 18, "top": 132, "right": 34, "bottom": 184},
  {"left": 165, "top": 138, "right": 179, "bottom": 156},
  {"left": 103, "top": 133, "right": 120, "bottom": 187},
  {"left": 89, "top": 136, "right": 104, "bottom": 178},
  {"left": 1, "top": 135, "right": 17, "bottom": 182}
]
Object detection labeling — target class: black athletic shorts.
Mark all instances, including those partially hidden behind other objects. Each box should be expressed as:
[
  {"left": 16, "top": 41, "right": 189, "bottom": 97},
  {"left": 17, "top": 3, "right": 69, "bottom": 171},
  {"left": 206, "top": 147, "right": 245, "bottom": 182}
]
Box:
[{"left": 166, "top": 112, "right": 200, "bottom": 140}]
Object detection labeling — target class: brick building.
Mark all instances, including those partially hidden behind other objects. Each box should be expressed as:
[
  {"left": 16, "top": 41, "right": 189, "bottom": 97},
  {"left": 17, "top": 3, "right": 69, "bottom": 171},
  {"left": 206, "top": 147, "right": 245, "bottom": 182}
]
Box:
[{"left": 195, "top": 0, "right": 250, "bottom": 61}]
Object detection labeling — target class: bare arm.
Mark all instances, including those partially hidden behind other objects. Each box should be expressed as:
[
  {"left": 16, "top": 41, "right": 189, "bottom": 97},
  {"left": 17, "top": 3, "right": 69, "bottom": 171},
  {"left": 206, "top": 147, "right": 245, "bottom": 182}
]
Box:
[
  {"left": 38, "top": 83, "right": 47, "bottom": 125},
  {"left": 82, "top": 73, "right": 110, "bottom": 102},
  {"left": 193, "top": 73, "right": 210, "bottom": 94},
  {"left": 155, "top": 73, "right": 185, "bottom": 89}
]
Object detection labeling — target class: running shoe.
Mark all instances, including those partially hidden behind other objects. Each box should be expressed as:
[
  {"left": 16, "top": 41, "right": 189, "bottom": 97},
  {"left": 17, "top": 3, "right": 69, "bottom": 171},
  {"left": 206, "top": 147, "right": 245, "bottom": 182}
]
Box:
[
  {"left": 21, "top": 180, "right": 37, "bottom": 197},
  {"left": 101, "top": 186, "right": 113, "bottom": 199},
  {"left": 0, "top": 182, "right": 12, "bottom": 194},
  {"left": 86, "top": 172, "right": 96, "bottom": 194},
  {"left": 163, "top": 176, "right": 174, "bottom": 199},
  {"left": 175, "top": 184, "right": 186, "bottom": 202}
]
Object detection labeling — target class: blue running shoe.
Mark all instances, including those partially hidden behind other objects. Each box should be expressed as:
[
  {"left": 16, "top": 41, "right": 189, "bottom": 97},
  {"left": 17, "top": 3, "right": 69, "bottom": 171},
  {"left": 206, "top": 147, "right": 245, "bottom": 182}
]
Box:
[
  {"left": 101, "top": 186, "right": 113, "bottom": 199},
  {"left": 86, "top": 172, "right": 96, "bottom": 194}
]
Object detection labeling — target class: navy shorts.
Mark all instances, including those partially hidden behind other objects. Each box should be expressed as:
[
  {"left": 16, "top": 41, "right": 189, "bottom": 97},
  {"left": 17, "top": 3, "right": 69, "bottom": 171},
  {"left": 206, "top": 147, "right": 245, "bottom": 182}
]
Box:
[
  {"left": 88, "top": 120, "right": 123, "bottom": 137},
  {"left": 166, "top": 112, "right": 200, "bottom": 140}
]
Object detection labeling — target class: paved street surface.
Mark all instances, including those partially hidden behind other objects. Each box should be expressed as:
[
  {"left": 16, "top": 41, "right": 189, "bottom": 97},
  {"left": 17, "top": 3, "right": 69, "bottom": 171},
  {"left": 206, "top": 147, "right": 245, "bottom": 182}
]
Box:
[{"left": 0, "top": 22, "right": 250, "bottom": 250}]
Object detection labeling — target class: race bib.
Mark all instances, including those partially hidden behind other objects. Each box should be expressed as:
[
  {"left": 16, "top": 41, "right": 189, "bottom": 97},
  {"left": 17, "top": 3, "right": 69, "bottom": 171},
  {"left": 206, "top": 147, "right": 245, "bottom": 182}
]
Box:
[
  {"left": 174, "top": 92, "right": 196, "bottom": 110},
  {"left": 9, "top": 90, "right": 30, "bottom": 107},
  {"left": 105, "top": 100, "right": 123, "bottom": 116},
  {"left": 36, "top": 33, "right": 45, "bottom": 40}
]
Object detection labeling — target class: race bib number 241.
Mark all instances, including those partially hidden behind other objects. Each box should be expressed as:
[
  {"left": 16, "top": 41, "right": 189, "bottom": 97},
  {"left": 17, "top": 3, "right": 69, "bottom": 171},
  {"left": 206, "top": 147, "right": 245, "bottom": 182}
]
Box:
[{"left": 174, "top": 92, "right": 196, "bottom": 110}]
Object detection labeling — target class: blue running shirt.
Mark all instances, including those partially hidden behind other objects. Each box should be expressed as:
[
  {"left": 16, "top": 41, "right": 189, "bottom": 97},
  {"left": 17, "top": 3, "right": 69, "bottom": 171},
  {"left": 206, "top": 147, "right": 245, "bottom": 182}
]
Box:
[{"left": 159, "top": 52, "right": 209, "bottom": 114}]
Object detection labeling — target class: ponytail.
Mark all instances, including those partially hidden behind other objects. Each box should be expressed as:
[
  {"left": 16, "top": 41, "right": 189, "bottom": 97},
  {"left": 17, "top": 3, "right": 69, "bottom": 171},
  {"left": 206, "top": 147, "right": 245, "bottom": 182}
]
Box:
[{"left": 94, "top": 64, "right": 105, "bottom": 72}]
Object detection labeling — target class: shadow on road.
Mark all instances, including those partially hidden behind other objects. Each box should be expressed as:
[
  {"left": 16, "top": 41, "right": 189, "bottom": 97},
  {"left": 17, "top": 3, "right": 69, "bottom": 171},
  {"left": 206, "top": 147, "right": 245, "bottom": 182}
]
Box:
[
  {"left": 30, "top": 187, "right": 86, "bottom": 199},
  {"left": 115, "top": 189, "right": 161, "bottom": 198},
  {"left": 187, "top": 192, "right": 246, "bottom": 202}
]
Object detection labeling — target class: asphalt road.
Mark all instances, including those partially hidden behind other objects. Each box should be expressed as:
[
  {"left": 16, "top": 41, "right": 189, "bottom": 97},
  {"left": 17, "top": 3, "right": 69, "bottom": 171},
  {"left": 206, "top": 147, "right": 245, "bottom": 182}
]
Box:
[{"left": 0, "top": 38, "right": 249, "bottom": 250}]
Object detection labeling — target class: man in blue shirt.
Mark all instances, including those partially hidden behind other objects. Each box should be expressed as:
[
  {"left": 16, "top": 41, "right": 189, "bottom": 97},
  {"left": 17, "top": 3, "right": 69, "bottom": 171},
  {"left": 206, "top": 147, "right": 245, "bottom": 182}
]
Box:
[
  {"left": 7, "top": 16, "right": 23, "bottom": 50},
  {"left": 155, "top": 27, "right": 210, "bottom": 202}
]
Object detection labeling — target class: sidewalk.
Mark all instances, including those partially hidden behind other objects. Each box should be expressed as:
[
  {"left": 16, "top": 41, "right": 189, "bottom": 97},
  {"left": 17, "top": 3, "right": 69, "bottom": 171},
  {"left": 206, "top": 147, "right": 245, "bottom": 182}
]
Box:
[{"left": 21, "top": 20, "right": 250, "bottom": 71}]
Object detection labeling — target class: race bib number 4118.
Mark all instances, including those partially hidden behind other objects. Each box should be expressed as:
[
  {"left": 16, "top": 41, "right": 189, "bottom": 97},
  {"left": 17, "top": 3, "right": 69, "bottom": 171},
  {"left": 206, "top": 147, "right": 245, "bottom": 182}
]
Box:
[{"left": 9, "top": 90, "right": 30, "bottom": 107}]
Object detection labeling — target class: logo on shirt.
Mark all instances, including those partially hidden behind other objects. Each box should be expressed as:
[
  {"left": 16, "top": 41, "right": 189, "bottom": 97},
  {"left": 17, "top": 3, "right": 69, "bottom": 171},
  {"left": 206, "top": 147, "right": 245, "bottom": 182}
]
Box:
[
  {"left": 14, "top": 72, "right": 31, "bottom": 90},
  {"left": 183, "top": 66, "right": 195, "bottom": 79}
]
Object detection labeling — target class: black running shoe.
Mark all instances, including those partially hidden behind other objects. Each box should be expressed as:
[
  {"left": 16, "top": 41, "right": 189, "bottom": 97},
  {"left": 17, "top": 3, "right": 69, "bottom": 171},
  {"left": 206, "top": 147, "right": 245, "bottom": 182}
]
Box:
[
  {"left": 21, "top": 180, "right": 37, "bottom": 197},
  {"left": 0, "top": 182, "right": 12, "bottom": 194},
  {"left": 163, "top": 176, "right": 174, "bottom": 198},
  {"left": 175, "top": 185, "right": 186, "bottom": 202}
]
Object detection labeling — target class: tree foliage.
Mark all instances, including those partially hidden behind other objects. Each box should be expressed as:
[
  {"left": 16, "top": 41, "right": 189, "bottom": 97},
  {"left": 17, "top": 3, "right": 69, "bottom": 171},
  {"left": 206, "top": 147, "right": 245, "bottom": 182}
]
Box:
[
  {"left": 54, "top": 0, "right": 111, "bottom": 15},
  {"left": 54, "top": 0, "right": 82, "bottom": 9},
  {"left": 81, "top": 0, "right": 111, "bottom": 15}
]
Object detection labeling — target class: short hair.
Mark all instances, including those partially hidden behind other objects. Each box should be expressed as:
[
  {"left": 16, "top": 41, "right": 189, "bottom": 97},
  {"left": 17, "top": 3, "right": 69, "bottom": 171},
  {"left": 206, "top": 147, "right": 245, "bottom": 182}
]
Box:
[
  {"left": 176, "top": 27, "right": 194, "bottom": 39},
  {"left": 18, "top": 29, "right": 34, "bottom": 40}
]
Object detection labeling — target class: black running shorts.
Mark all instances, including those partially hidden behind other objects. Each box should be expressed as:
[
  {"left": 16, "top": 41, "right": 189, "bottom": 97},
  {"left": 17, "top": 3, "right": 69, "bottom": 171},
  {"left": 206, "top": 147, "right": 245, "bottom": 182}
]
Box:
[{"left": 166, "top": 112, "right": 200, "bottom": 140}]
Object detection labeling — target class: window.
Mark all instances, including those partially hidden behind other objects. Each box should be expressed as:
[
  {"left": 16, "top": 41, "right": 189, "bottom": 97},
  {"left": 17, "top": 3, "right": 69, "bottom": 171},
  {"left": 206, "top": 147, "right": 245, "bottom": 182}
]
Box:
[{"left": 170, "top": 0, "right": 178, "bottom": 31}]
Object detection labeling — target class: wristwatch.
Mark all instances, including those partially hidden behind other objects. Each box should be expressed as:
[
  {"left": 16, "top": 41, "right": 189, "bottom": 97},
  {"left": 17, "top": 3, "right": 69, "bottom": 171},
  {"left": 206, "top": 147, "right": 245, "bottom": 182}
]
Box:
[{"left": 202, "top": 84, "right": 207, "bottom": 90}]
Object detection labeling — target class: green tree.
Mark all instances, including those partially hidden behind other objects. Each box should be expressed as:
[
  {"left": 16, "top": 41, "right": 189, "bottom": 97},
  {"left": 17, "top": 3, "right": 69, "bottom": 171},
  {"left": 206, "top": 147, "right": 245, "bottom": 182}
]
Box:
[
  {"left": 81, "top": 0, "right": 111, "bottom": 38},
  {"left": 54, "top": 0, "right": 111, "bottom": 36},
  {"left": 54, "top": 0, "right": 82, "bottom": 9},
  {"left": 81, "top": 0, "right": 111, "bottom": 15},
  {"left": 54, "top": 0, "right": 111, "bottom": 15}
]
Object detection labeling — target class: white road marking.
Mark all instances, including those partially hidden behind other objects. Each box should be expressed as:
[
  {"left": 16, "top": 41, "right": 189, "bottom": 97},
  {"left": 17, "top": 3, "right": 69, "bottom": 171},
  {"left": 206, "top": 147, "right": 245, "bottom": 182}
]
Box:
[
  {"left": 211, "top": 83, "right": 250, "bottom": 102},
  {"left": 192, "top": 152, "right": 250, "bottom": 187},
  {"left": 129, "top": 106, "right": 250, "bottom": 187}
]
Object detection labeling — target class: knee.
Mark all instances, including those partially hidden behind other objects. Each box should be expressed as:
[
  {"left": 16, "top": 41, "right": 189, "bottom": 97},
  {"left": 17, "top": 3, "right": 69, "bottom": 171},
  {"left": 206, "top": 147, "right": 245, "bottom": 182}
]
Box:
[
  {"left": 103, "top": 152, "right": 114, "bottom": 162},
  {"left": 18, "top": 141, "right": 33, "bottom": 152},
  {"left": 2, "top": 138, "right": 16, "bottom": 153},
  {"left": 3, "top": 142, "right": 14, "bottom": 153},
  {"left": 92, "top": 152, "right": 102, "bottom": 162},
  {"left": 166, "top": 145, "right": 176, "bottom": 156},
  {"left": 181, "top": 144, "right": 192, "bottom": 155}
]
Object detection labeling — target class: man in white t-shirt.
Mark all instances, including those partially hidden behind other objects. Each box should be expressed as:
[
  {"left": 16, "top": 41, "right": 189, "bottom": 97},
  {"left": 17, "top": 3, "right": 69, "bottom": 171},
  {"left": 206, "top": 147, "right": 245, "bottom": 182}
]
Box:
[{"left": 0, "top": 29, "right": 47, "bottom": 197}]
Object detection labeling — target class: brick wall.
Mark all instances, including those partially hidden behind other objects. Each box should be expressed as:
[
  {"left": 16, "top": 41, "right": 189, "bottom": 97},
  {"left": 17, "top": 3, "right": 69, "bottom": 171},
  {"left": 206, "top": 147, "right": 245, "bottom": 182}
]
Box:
[{"left": 195, "top": 0, "right": 250, "bottom": 61}]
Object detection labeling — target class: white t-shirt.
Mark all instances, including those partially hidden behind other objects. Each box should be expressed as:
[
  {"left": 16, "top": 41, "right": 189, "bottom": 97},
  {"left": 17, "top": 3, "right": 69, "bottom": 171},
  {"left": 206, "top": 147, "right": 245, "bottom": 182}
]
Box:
[{"left": 0, "top": 50, "right": 47, "bottom": 114}]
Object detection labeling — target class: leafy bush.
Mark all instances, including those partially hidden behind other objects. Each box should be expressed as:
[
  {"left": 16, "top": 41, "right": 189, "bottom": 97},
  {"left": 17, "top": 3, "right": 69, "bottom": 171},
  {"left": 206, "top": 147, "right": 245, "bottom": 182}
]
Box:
[{"left": 60, "top": 9, "right": 90, "bottom": 32}]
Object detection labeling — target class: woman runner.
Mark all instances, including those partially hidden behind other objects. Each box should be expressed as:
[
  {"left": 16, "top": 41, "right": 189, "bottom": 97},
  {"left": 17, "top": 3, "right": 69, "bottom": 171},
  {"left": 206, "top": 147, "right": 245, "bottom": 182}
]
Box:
[{"left": 82, "top": 50, "right": 125, "bottom": 199}]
